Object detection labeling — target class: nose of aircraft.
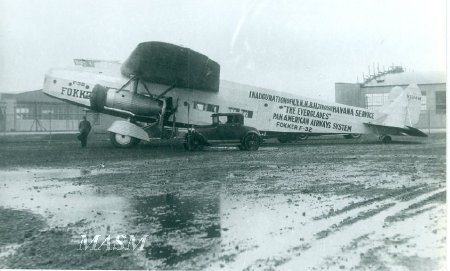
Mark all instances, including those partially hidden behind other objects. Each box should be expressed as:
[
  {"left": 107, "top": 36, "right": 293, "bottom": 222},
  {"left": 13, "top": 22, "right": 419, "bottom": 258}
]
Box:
[{"left": 42, "top": 69, "right": 93, "bottom": 108}]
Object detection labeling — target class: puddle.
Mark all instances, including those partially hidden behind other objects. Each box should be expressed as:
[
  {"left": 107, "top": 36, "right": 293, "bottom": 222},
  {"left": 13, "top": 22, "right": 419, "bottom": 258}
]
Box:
[
  {"left": 131, "top": 194, "right": 221, "bottom": 268},
  {"left": 0, "top": 168, "right": 130, "bottom": 233},
  {"left": 0, "top": 168, "right": 222, "bottom": 269}
]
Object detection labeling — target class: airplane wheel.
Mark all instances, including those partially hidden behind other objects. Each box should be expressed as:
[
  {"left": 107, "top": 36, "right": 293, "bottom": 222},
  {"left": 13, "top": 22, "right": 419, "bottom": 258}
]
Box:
[
  {"left": 344, "top": 134, "right": 361, "bottom": 139},
  {"left": 298, "top": 134, "right": 309, "bottom": 140},
  {"left": 110, "top": 132, "right": 140, "bottom": 148},
  {"left": 379, "top": 135, "right": 392, "bottom": 144},
  {"left": 243, "top": 133, "right": 260, "bottom": 151}
]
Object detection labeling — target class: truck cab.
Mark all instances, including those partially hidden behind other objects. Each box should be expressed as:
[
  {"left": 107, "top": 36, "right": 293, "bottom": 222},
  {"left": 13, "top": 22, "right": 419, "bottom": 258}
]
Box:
[{"left": 185, "top": 113, "right": 261, "bottom": 151}]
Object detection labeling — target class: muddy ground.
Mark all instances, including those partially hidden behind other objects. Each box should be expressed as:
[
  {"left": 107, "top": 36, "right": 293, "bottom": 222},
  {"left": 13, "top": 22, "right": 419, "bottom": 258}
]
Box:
[{"left": 0, "top": 133, "right": 446, "bottom": 270}]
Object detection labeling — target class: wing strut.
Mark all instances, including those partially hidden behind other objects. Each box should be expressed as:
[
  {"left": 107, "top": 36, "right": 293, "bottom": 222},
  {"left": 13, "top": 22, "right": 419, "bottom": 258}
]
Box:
[
  {"left": 116, "top": 75, "right": 137, "bottom": 93},
  {"left": 156, "top": 84, "right": 176, "bottom": 100}
]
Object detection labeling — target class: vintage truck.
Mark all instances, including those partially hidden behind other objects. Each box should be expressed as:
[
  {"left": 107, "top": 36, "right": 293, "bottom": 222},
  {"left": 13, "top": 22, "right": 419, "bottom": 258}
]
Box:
[{"left": 184, "top": 113, "right": 262, "bottom": 151}]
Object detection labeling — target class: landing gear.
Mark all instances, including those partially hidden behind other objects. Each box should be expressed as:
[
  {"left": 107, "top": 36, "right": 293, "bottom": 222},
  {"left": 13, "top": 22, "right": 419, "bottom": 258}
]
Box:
[
  {"left": 379, "top": 135, "right": 392, "bottom": 144},
  {"left": 278, "top": 134, "right": 308, "bottom": 143},
  {"left": 184, "top": 133, "right": 204, "bottom": 151},
  {"left": 298, "top": 134, "right": 309, "bottom": 140},
  {"left": 109, "top": 132, "right": 140, "bottom": 148},
  {"left": 344, "top": 134, "right": 361, "bottom": 139}
]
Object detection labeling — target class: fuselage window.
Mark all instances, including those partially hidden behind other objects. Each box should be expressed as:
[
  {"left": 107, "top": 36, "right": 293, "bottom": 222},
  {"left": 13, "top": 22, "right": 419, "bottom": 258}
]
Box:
[
  {"left": 194, "top": 101, "right": 219, "bottom": 113},
  {"left": 206, "top": 104, "right": 219, "bottom": 113},
  {"left": 228, "top": 107, "right": 253, "bottom": 118},
  {"left": 241, "top": 109, "right": 253, "bottom": 118},
  {"left": 194, "top": 102, "right": 206, "bottom": 111}
]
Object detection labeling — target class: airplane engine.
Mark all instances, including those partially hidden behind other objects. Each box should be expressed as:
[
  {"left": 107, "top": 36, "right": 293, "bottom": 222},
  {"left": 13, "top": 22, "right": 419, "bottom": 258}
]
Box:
[{"left": 90, "top": 84, "right": 163, "bottom": 119}]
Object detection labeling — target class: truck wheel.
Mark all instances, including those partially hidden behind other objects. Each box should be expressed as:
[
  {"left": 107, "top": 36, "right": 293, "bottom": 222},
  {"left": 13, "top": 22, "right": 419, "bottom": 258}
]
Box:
[
  {"left": 243, "top": 133, "right": 260, "bottom": 151},
  {"left": 110, "top": 132, "right": 140, "bottom": 148}
]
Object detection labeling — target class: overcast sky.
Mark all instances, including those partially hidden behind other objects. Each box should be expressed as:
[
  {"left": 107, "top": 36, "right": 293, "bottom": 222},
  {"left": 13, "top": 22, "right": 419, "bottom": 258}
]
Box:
[{"left": 0, "top": 0, "right": 446, "bottom": 100}]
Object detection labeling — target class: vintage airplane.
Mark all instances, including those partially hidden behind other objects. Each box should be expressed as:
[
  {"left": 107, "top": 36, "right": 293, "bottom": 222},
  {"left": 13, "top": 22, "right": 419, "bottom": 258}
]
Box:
[{"left": 43, "top": 41, "right": 427, "bottom": 147}]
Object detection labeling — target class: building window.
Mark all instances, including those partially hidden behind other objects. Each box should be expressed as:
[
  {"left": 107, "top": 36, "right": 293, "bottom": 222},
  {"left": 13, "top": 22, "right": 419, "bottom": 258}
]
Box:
[
  {"left": 228, "top": 107, "right": 240, "bottom": 113},
  {"left": 365, "top": 93, "right": 389, "bottom": 110},
  {"left": 15, "top": 107, "right": 30, "bottom": 119},
  {"left": 421, "top": 91, "right": 427, "bottom": 111},
  {"left": 41, "top": 109, "right": 54, "bottom": 119},
  {"left": 435, "top": 91, "right": 446, "bottom": 113},
  {"left": 0, "top": 106, "right": 5, "bottom": 119}
]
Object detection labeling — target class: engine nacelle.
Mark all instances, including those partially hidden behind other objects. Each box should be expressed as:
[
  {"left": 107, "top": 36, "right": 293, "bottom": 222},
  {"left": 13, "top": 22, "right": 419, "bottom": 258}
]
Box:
[{"left": 90, "top": 84, "right": 162, "bottom": 118}]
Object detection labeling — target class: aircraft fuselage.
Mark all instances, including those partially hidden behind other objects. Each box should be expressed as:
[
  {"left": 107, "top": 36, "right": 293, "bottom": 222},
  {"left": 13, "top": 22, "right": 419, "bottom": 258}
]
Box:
[{"left": 43, "top": 67, "right": 380, "bottom": 136}]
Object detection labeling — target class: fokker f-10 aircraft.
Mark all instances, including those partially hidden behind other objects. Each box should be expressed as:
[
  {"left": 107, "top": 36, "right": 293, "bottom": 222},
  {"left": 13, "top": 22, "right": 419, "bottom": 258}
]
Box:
[{"left": 43, "top": 41, "right": 427, "bottom": 147}]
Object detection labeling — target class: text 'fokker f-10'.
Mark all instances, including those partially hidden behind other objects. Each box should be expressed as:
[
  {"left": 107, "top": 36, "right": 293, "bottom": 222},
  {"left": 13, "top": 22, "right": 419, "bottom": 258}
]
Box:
[{"left": 43, "top": 41, "right": 427, "bottom": 147}]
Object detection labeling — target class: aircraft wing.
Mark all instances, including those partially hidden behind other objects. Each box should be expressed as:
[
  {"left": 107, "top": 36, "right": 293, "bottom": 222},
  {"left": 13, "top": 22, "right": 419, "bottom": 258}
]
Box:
[
  {"left": 364, "top": 123, "right": 428, "bottom": 137},
  {"left": 121, "top": 42, "right": 220, "bottom": 92}
]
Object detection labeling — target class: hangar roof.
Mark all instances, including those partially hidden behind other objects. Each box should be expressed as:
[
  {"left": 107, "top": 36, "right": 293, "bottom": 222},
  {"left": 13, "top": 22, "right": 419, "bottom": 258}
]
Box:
[
  {"left": 363, "top": 71, "right": 446, "bottom": 87},
  {"left": 1, "top": 90, "right": 64, "bottom": 103}
]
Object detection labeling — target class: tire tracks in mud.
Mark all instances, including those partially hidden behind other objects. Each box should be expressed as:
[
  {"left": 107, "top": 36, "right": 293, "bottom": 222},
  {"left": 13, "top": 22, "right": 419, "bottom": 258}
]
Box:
[
  {"left": 215, "top": 187, "right": 445, "bottom": 270},
  {"left": 312, "top": 184, "right": 436, "bottom": 221},
  {"left": 278, "top": 188, "right": 446, "bottom": 270}
]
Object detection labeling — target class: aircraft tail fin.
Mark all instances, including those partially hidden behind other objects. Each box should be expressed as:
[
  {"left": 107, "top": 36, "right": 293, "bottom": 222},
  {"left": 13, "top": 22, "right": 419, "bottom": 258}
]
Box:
[{"left": 373, "top": 84, "right": 422, "bottom": 128}]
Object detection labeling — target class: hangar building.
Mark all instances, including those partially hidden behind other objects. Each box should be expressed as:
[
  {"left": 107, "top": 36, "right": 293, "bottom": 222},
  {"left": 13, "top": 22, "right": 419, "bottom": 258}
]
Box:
[
  {"left": 335, "top": 69, "right": 446, "bottom": 131},
  {"left": 0, "top": 90, "right": 116, "bottom": 132}
]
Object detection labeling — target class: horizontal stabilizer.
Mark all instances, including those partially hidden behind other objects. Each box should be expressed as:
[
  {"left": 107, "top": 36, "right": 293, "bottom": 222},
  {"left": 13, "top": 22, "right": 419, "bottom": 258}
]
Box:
[
  {"left": 404, "top": 126, "right": 428, "bottom": 137},
  {"left": 364, "top": 123, "right": 427, "bottom": 137}
]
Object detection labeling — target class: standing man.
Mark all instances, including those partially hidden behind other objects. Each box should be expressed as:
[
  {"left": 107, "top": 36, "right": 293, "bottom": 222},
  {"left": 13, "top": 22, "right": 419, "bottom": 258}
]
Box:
[{"left": 78, "top": 116, "right": 91, "bottom": 148}]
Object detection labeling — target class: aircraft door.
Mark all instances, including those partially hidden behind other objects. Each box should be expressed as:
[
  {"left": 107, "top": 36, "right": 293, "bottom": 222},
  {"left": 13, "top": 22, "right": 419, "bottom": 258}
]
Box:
[{"left": 256, "top": 101, "right": 276, "bottom": 131}]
